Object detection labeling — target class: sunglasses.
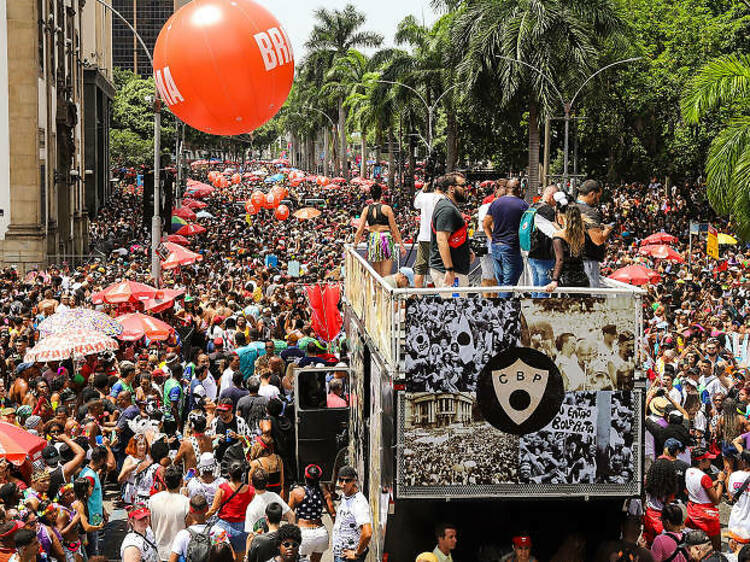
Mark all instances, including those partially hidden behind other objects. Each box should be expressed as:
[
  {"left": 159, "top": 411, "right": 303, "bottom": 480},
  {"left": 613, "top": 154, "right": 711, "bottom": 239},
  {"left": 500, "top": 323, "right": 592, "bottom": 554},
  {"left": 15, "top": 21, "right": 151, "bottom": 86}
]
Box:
[
  {"left": 281, "top": 541, "right": 299, "bottom": 549},
  {"left": 338, "top": 477, "right": 354, "bottom": 483}
]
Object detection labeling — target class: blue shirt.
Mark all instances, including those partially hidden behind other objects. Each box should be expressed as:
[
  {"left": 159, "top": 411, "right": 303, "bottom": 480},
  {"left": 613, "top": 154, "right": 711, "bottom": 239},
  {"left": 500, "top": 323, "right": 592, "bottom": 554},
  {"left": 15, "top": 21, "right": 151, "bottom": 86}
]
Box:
[
  {"left": 236, "top": 343, "right": 265, "bottom": 379},
  {"left": 487, "top": 195, "right": 529, "bottom": 248},
  {"left": 79, "top": 466, "right": 103, "bottom": 520}
]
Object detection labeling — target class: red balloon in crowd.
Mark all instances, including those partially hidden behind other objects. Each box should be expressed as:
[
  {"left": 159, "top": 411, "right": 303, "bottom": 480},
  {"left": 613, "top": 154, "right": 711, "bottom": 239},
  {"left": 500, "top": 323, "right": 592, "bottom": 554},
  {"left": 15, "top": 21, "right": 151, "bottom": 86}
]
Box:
[
  {"left": 232, "top": 173, "right": 241, "bottom": 185},
  {"left": 245, "top": 202, "right": 258, "bottom": 215},
  {"left": 275, "top": 204, "right": 289, "bottom": 220},
  {"left": 316, "top": 176, "right": 328, "bottom": 186},
  {"left": 152, "top": 0, "right": 294, "bottom": 135},
  {"left": 265, "top": 192, "right": 279, "bottom": 209},
  {"left": 270, "top": 186, "right": 285, "bottom": 201},
  {"left": 220, "top": 177, "right": 229, "bottom": 188},
  {"left": 251, "top": 191, "right": 265, "bottom": 208}
]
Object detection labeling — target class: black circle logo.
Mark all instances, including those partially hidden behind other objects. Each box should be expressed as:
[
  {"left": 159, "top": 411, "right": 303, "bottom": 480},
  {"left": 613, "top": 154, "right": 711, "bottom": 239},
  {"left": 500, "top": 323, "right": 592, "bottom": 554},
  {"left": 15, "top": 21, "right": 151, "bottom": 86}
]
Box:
[{"left": 476, "top": 346, "right": 564, "bottom": 435}]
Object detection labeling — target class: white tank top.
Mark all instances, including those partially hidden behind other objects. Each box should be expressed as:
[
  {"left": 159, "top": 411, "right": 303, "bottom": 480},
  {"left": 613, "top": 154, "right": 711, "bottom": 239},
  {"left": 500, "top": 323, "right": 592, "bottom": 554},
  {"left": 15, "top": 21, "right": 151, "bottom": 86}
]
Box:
[{"left": 685, "top": 467, "right": 712, "bottom": 504}]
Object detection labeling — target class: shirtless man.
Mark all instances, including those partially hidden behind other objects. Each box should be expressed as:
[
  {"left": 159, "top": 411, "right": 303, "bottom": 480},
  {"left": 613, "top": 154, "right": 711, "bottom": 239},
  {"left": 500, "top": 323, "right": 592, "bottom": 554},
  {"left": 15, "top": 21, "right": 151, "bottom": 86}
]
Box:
[
  {"left": 10, "top": 362, "right": 38, "bottom": 405},
  {"left": 174, "top": 413, "right": 213, "bottom": 472}
]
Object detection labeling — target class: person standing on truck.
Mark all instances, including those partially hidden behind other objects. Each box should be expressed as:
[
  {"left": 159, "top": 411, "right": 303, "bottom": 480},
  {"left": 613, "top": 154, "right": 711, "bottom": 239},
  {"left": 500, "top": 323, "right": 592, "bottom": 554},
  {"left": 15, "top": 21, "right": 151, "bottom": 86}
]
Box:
[
  {"left": 413, "top": 181, "right": 439, "bottom": 288},
  {"left": 432, "top": 523, "right": 457, "bottom": 562},
  {"left": 331, "top": 466, "right": 372, "bottom": 562}
]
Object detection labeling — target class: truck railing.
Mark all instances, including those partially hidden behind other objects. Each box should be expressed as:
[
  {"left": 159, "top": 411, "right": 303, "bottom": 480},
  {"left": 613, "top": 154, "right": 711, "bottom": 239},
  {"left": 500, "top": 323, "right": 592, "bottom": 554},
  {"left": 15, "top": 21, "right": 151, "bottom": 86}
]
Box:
[{"left": 343, "top": 245, "right": 645, "bottom": 375}]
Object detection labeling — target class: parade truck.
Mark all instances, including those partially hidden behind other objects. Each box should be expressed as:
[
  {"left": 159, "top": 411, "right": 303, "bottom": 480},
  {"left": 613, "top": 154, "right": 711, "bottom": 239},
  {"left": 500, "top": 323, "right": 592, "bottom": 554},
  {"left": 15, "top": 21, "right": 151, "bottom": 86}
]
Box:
[{"left": 334, "top": 246, "right": 646, "bottom": 561}]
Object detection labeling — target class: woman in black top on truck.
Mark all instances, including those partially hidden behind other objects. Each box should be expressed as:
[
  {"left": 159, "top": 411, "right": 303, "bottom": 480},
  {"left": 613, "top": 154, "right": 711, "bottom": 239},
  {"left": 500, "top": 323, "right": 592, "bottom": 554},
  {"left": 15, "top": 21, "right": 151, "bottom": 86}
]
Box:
[{"left": 353, "top": 184, "right": 406, "bottom": 277}]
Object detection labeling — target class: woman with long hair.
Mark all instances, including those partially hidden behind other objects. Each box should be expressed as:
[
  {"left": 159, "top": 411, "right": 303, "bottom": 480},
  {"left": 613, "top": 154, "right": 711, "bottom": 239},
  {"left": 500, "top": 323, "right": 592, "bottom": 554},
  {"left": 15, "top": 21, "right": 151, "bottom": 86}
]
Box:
[
  {"left": 71, "top": 477, "right": 103, "bottom": 550},
  {"left": 288, "top": 464, "right": 336, "bottom": 562},
  {"left": 249, "top": 435, "right": 284, "bottom": 499},
  {"left": 643, "top": 459, "right": 678, "bottom": 546},
  {"left": 207, "top": 461, "right": 254, "bottom": 561},
  {"left": 353, "top": 184, "right": 406, "bottom": 277},
  {"left": 118, "top": 434, "right": 154, "bottom": 505},
  {"left": 545, "top": 197, "right": 590, "bottom": 292}
]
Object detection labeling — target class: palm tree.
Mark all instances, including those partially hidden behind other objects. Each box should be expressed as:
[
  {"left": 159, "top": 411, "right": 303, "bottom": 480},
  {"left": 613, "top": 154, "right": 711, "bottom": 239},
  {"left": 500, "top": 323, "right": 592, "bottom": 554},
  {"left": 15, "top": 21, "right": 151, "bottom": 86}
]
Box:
[
  {"left": 682, "top": 54, "right": 750, "bottom": 239},
  {"left": 454, "top": 0, "right": 624, "bottom": 191},
  {"left": 306, "top": 5, "right": 383, "bottom": 176}
]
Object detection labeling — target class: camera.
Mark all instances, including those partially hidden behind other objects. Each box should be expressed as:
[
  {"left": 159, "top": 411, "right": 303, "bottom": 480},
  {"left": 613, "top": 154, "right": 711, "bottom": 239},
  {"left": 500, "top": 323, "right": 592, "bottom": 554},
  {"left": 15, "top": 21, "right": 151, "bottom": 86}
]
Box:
[{"left": 654, "top": 387, "right": 666, "bottom": 397}]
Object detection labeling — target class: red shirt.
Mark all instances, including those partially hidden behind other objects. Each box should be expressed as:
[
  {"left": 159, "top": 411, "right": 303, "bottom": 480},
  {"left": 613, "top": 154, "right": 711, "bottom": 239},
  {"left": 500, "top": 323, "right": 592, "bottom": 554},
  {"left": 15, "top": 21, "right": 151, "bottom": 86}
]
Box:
[{"left": 217, "top": 482, "right": 255, "bottom": 522}]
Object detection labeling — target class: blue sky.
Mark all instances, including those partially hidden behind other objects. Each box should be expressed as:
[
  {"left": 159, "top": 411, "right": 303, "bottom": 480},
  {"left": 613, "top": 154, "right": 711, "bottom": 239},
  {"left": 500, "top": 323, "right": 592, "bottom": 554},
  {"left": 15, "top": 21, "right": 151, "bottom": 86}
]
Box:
[{"left": 254, "top": 0, "right": 440, "bottom": 63}]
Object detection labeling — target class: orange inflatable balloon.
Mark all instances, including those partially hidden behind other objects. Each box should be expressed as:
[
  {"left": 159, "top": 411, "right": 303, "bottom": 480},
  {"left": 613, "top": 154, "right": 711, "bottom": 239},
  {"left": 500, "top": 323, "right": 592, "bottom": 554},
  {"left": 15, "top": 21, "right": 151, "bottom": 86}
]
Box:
[
  {"left": 245, "top": 202, "right": 258, "bottom": 215},
  {"left": 220, "top": 177, "right": 229, "bottom": 188},
  {"left": 153, "top": 0, "right": 294, "bottom": 135},
  {"left": 232, "top": 173, "right": 241, "bottom": 185},
  {"left": 265, "top": 193, "right": 278, "bottom": 209},
  {"left": 251, "top": 191, "right": 265, "bottom": 208},
  {"left": 275, "top": 205, "right": 289, "bottom": 220},
  {"left": 270, "top": 186, "right": 284, "bottom": 201}
]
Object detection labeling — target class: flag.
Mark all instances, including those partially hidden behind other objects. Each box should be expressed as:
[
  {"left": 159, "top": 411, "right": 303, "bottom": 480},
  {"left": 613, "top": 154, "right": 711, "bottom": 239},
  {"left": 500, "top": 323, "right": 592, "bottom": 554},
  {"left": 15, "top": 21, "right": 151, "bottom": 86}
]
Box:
[{"left": 304, "top": 283, "right": 343, "bottom": 342}]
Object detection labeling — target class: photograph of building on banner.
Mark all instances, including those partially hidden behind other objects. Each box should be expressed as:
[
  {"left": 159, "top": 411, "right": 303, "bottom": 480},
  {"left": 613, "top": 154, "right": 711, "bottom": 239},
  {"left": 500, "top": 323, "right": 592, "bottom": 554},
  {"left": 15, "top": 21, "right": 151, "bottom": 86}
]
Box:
[
  {"left": 402, "top": 392, "right": 519, "bottom": 487},
  {"left": 404, "top": 298, "right": 522, "bottom": 393},
  {"left": 520, "top": 297, "right": 637, "bottom": 391},
  {"left": 519, "top": 392, "right": 636, "bottom": 485}
]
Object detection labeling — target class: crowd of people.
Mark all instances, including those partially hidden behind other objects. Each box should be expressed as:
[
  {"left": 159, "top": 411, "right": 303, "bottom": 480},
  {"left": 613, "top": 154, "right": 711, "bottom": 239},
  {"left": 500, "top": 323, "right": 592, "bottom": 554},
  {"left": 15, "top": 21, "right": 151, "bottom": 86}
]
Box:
[{"left": 0, "top": 153, "right": 746, "bottom": 562}]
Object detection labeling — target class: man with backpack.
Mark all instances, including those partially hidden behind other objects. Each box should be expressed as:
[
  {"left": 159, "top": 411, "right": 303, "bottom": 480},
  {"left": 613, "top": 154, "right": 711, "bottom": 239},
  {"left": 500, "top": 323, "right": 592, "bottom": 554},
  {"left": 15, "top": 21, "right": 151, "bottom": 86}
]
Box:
[
  {"left": 482, "top": 178, "right": 529, "bottom": 298},
  {"left": 524, "top": 185, "right": 558, "bottom": 297},
  {"left": 167, "top": 494, "right": 221, "bottom": 562},
  {"left": 246, "top": 502, "right": 284, "bottom": 562}
]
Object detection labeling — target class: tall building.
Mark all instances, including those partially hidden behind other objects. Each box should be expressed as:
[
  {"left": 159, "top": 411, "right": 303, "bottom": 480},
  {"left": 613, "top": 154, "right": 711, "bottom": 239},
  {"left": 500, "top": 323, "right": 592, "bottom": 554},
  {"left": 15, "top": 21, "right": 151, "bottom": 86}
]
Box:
[
  {"left": 0, "top": 0, "right": 113, "bottom": 271},
  {"left": 112, "top": 0, "right": 188, "bottom": 77}
]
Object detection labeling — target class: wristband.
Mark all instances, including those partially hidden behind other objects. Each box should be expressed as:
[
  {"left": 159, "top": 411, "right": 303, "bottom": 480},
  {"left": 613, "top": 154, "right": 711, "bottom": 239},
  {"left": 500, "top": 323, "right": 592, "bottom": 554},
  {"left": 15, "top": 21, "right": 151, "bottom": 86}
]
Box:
[{"left": 446, "top": 267, "right": 455, "bottom": 272}]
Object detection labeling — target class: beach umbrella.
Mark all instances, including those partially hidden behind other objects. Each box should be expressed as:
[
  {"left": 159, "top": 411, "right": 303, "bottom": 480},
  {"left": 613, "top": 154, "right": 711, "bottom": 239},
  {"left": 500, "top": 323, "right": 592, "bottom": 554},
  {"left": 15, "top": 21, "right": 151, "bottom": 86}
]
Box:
[
  {"left": 638, "top": 245, "right": 685, "bottom": 263},
  {"left": 293, "top": 208, "right": 321, "bottom": 220},
  {"left": 91, "top": 280, "right": 160, "bottom": 305},
  {"left": 164, "top": 234, "right": 190, "bottom": 245},
  {"left": 116, "top": 313, "right": 174, "bottom": 341},
  {"left": 171, "top": 216, "right": 187, "bottom": 232},
  {"left": 718, "top": 233, "right": 737, "bottom": 245},
  {"left": 640, "top": 232, "right": 678, "bottom": 246},
  {"left": 142, "top": 288, "right": 185, "bottom": 313},
  {"left": 176, "top": 223, "right": 207, "bottom": 236},
  {"left": 161, "top": 242, "right": 203, "bottom": 269},
  {"left": 24, "top": 329, "right": 119, "bottom": 363},
  {"left": 182, "top": 199, "right": 207, "bottom": 210},
  {"left": 38, "top": 308, "right": 123, "bottom": 339},
  {"left": 172, "top": 207, "right": 197, "bottom": 221},
  {"left": 608, "top": 265, "right": 661, "bottom": 286},
  {"left": 0, "top": 422, "right": 47, "bottom": 465},
  {"left": 196, "top": 210, "right": 214, "bottom": 219}
]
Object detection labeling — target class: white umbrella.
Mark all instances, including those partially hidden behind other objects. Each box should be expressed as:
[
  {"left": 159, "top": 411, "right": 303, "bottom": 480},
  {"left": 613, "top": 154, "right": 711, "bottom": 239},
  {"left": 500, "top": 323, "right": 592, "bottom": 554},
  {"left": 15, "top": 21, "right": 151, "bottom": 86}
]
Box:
[
  {"left": 196, "top": 210, "right": 215, "bottom": 219},
  {"left": 24, "top": 329, "right": 119, "bottom": 362}
]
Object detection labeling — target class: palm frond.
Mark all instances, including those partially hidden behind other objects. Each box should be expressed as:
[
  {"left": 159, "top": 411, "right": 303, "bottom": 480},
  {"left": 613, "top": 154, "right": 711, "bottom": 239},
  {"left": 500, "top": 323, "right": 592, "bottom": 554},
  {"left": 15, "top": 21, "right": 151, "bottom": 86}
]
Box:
[{"left": 682, "top": 54, "right": 750, "bottom": 124}]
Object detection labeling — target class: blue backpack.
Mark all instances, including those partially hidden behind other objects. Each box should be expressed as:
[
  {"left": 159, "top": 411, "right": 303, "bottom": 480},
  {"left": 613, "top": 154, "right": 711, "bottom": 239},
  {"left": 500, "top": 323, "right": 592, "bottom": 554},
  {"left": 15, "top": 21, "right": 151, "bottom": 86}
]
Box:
[{"left": 518, "top": 207, "right": 538, "bottom": 252}]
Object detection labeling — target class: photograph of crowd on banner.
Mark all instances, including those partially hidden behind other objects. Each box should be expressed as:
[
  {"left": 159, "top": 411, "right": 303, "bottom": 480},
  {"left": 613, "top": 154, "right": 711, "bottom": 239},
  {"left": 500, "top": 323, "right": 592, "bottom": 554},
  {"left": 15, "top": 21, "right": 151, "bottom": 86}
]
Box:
[{"left": 399, "top": 296, "right": 641, "bottom": 497}]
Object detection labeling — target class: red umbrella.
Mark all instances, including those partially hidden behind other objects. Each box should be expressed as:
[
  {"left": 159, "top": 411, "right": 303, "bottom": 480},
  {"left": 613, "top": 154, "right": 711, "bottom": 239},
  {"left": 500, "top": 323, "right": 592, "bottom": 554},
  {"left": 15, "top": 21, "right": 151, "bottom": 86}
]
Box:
[
  {"left": 142, "top": 288, "right": 185, "bottom": 313},
  {"left": 185, "top": 188, "right": 213, "bottom": 199},
  {"left": 161, "top": 242, "right": 203, "bottom": 269},
  {"left": 640, "top": 232, "right": 678, "bottom": 246},
  {"left": 608, "top": 265, "right": 661, "bottom": 286},
  {"left": 172, "top": 207, "right": 197, "bottom": 221},
  {"left": 175, "top": 223, "right": 207, "bottom": 236},
  {"left": 638, "top": 245, "right": 685, "bottom": 263},
  {"left": 331, "top": 177, "right": 347, "bottom": 184},
  {"left": 164, "top": 234, "right": 190, "bottom": 245},
  {"left": 91, "top": 280, "right": 160, "bottom": 305},
  {"left": 182, "top": 199, "right": 207, "bottom": 210},
  {"left": 0, "top": 422, "right": 47, "bottom": 465},
  {"left": 116, "top": 313, "right": 174, "bottom": 341}
]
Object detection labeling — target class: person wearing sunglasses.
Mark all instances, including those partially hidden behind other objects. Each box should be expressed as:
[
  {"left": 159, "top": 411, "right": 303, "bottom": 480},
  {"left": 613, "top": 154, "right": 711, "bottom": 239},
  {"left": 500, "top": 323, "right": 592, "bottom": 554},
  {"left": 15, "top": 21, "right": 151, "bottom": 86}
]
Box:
[
  {"left": 268, "top": 523, "right": 309, "bottom": 562},
  {"left": 331, "top": 466, "right": 371, "bottom": 562}
]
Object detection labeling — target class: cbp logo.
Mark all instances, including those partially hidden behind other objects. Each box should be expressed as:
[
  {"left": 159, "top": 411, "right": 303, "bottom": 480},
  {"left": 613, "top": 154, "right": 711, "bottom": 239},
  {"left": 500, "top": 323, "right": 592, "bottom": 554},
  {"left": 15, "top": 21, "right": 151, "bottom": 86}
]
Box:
[{"left": 476, "top": 347, "right": 563, "bottom": 435}]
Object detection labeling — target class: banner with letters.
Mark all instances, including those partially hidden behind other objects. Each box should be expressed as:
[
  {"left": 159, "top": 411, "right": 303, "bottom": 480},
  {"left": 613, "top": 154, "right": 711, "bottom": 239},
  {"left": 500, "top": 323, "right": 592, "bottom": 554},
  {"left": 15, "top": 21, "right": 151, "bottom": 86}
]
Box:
[{"left": 398, "top": 296, "right": 641, "bottom": 498}]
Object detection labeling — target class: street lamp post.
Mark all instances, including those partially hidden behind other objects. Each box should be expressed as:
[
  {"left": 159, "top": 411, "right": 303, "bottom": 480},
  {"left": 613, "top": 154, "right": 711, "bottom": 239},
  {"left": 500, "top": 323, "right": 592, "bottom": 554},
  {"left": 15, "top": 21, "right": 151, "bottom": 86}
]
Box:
[
  {"left": 301, "top": 106, "right": 337, "bottom": 176},
  {"left": 93, "top": 0, "right": 162, "bottom": 285},
  {"left": 498, "top": 56, "right": 641, "bottom": 192}
]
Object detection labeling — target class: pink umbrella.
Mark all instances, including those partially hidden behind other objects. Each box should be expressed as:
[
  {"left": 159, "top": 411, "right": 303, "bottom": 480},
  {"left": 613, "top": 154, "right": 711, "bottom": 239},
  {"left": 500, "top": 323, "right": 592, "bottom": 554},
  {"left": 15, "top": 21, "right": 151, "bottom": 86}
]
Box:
[
  {"left": 640, "top": 232, "right": 678, "bottom": 246},
  {"left": 164, "top": 234, "right": 190, "bottom": 245},
  {"left": 182, "top": 199, "right": 207, "bottom": 210},
  {"left": 331, "top": 177, "right": 347, "bottom": 184},
  {"left": 172, "top": 207, "right": 197, "bottom": 221},
  {"left": 161, "top": 242, "right": 203, "bottom": 269},
  {"left": 175, "top": 223, "right": 207, "bottom": 236},
  {"left": 91, "top": 280, "right": 160, "bottom": 305},
  {"left": 142, "top": 288, "right": 186, "bottom": 313},
  {"left": 608, "top": 264, "right": 661, "bottom": 285},
  {"left": 638, "top": 245, "right": 685, "bottom": 263},
  {"left": 116, "top": 313, "right": 174, "bottom": 341}
]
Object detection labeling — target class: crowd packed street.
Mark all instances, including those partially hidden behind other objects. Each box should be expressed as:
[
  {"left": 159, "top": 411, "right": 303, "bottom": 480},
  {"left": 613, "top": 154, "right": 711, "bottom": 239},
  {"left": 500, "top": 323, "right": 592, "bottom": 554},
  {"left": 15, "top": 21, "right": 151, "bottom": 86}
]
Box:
[{"left": 0, "top": 158, "right": 747, "bottom": 562}]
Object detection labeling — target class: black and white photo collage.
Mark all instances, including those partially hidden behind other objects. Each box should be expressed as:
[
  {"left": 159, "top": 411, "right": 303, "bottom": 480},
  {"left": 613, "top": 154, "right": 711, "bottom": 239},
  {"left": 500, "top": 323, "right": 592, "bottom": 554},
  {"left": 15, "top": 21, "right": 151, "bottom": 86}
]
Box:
[{"left": 400, "top": 296, "right": 640, "bottom": 495}]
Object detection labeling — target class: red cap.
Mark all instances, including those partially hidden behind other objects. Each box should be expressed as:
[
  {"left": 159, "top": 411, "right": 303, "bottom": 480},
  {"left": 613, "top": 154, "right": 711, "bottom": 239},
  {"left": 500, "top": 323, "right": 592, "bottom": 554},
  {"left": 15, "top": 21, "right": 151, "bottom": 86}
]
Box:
[
  {"left": 512, "top": 536, "right": 532, "bottom": 548},
  {"left": 213, "top": 338, "right": 223, "bottom": 346},
  {"left": 215, "top": 402, "right": 232, "bottom": 412},
  {"left": 128, "top": 506, "right": 150, "bottom": 520}
]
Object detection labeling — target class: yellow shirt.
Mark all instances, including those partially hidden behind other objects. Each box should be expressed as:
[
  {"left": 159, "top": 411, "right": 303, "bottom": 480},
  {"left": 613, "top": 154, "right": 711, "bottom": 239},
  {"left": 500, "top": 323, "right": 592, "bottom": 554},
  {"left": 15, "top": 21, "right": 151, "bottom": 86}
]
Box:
[{"left": 433, "top": 547, "right": 453, "bottom": 562}]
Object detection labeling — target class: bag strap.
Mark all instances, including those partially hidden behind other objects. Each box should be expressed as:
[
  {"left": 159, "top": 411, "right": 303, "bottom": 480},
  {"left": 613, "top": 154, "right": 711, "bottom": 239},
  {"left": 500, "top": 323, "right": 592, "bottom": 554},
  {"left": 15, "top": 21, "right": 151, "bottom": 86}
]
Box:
[
  {"left": 130, "top": 530, "right": 159, "bottom": 552},
  {"left": 216, "top": 482, "right": 245, "bottom": 515},
  {"left": 661, "top": 532, "right": 685, "bottom": 562},
  {"left": 733, "top": 473, "right": 750, "bottom": 503}
]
